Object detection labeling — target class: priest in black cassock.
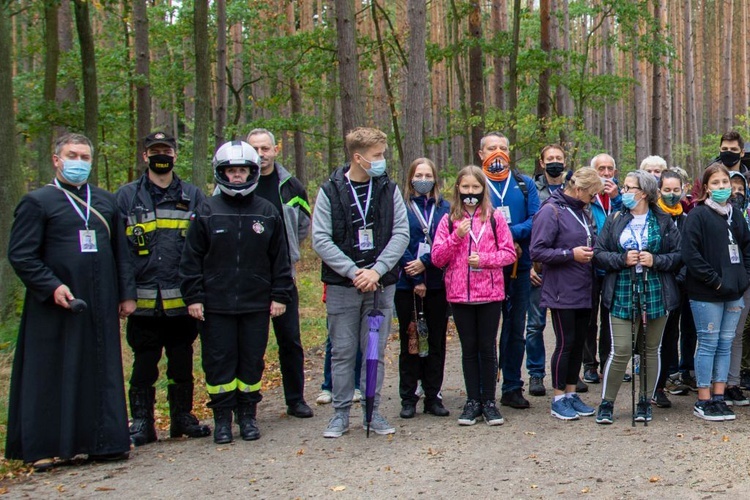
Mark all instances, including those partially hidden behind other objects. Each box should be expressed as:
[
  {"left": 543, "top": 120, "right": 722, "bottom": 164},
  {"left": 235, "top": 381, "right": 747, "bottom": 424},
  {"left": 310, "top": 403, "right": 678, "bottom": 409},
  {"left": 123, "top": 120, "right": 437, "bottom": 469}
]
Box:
[{"left": 6, "top": 133, "right": 137, "bottom": 470}]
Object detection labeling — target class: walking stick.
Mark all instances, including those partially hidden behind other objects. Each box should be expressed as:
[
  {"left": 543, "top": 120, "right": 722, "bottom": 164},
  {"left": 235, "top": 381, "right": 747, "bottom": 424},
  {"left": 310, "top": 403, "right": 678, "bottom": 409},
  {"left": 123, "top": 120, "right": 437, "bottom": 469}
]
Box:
[
  {"left": 639, "top": 269, "right": 649, "bottom": 427},
  {"left": 630, "top": 267, "right": 638, "bottom": 427}
]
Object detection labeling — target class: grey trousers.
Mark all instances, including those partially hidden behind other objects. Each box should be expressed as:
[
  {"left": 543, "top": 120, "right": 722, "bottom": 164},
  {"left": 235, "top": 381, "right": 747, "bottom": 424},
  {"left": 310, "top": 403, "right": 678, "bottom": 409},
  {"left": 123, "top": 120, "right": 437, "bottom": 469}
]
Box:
[{"left": 326, "top": 284, "right": 396, "bottom": 412}]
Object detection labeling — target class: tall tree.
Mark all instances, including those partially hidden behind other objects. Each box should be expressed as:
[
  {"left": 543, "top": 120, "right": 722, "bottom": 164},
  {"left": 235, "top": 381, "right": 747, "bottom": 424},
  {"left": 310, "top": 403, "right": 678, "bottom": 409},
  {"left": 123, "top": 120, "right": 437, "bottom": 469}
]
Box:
[
  {"left": 334, "top": 0, "right": 363, "bottom": 150},
  {"left": 491, "top": 0, "right": 507, "bottom": 110},
  {"left": 402, "top": 0, "right": 427, "bottom": 179},
  {"left": 193, "top": 0, "right": 210, "bottom": 187},
  {"left": 468, "top": 0, "right": 484, "bottom": 157},
  {"left": 684, "top": 0, "right": 700, "bottom": 178},
  {"left": 650, "top": 0, "right": 664, "bottom": 156},
  {"left": 507, "top": 0, "right": 522, "bottom": 161},
  {"left": 134, "top": 0, "right": 150, "bottom": 173},
  {"left": 73, "top": 0, "right": 99, "bottom": 184},
  {"left": 215, "top": 0, "right": 227, "bottom": 148},
  {"left": 287, "top": 0, "right": 306, "bottom": 186},
  {"left": 35, "top": 0, "right": 60, "bottom": 187},
  {"left": 537, "top": 0, "right": 551, "bottom": 135},
  {"left": 721, "top": 0, "right": 733, "bottom": 131}
]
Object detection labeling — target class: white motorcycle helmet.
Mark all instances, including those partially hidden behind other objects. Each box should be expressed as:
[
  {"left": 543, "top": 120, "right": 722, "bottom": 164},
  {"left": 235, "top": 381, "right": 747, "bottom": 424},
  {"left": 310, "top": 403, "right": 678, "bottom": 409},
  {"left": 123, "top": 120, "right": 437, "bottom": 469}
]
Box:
[{"left": 213, "top": 140, "right": 261, "bottom": 197}]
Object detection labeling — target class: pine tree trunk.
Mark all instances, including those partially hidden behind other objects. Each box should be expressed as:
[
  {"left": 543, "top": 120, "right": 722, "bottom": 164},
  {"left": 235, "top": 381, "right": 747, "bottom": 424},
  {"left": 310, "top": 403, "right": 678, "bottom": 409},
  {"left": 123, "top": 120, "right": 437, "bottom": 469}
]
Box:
[
  {"left": 537, "top": 0, "right": 551, "bottom": 136},
  {"left": 134, "top": 0, "right": 150, "bottom": 175},
  {"left": 73, "top": 0, "right": 99, "bottom": 185},
  {"left": 193, "top": 0, "right": 210, "bottom": 188},
  {"left": 468, "top": 0, "right": 484, "bottom": 157},
  {"left": 403, "top": 0, "right": 427, "bottom": 176},
  {"left": 722, "top": 0, "right": 733, "bottom": 131},
  {"left": 335, "top": 0, "right": 363, "bottom": 149},
  {"left": 36, "top": 0, "right": 59, "bottom": 187},
  {"left": 215, "top": 0, "right": 227, "bottom": 148}
]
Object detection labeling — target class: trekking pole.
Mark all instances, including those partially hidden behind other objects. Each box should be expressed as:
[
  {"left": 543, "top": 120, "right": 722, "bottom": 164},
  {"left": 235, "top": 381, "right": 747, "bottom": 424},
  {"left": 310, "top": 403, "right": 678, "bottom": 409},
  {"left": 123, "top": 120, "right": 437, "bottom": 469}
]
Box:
[
  {"left": 631, "top": 267, "right": 638, "bottom": 428},
  {"left": 639, "top": 269, "right": 649, "bottom": 427}
]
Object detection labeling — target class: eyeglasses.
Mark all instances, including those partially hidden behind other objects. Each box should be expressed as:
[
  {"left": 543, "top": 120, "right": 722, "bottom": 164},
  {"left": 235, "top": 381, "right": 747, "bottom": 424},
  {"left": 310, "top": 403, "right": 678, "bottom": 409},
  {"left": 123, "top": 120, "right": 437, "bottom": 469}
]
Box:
[{"left": 621, "top": 185, "right": 641, "bottom": 193}]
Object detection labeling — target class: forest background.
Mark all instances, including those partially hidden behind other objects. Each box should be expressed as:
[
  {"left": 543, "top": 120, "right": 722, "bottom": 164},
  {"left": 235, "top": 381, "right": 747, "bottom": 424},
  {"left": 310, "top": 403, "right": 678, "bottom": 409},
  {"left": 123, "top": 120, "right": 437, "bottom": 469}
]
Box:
[{"left": 1, "top": 1, "right": 749, "bottom": 349}]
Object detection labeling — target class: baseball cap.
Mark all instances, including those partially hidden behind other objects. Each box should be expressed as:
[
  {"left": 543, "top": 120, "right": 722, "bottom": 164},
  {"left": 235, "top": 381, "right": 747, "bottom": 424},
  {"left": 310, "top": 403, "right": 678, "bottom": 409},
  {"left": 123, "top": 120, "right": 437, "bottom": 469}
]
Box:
[{"left": 144, "top": 131, "right": 177, "bottom": 150}]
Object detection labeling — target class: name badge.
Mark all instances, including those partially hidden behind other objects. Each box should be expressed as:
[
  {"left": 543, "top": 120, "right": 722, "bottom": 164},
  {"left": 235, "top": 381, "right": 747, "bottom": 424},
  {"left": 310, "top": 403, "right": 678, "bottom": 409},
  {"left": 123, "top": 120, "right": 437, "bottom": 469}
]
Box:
[
  {"left": 358, "top": 228, "right": 375, "bottom": 250},
  {"left": 499, "top": 206, "right": 512, "bottom": 223},
  {"left": 417, "top": 242, "right": 430, "bottom": 258},
  {"left": 729, "top": 244, "right": 741, "bottom": 264},
  {"left": 80, "top": 229, "right": 98, "bottom": 253}
]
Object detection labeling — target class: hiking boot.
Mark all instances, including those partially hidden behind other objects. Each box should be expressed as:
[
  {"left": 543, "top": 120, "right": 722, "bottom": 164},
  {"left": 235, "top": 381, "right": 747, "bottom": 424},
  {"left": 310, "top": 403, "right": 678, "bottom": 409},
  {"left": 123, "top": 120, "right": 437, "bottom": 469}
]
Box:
[
  {"left": 400, "top": 402, "right": 417, "bottom": 419},
  {"left": 128, "top": 386, "right": 157, "bottom": 447},
  {"left": 364, "top": 411, "right": 395, "bottom": 435},
  {"left": 714, "top": 399, "right": 736, "bottom": 421},
  {"left": 596, "top": 400, "right": 614, "bottom": 425},
  {"left": 482, "top": 400, "right": 504, "bottom": 426},
  {"left": 635, "top": 400, "right": 652, "bottom": 422},
  {"left": 551, "top": 397, "right": 580, "bottom": 420},
  {"left": 500, "top": 388, "right": 530, "bottom": 409},
  {"left": 424, "top": 400, "right": 450, "bottom": 417},
  {"left": 651, "top": 389, "right": 672, "bottom": 408},
  {"left": 168, "top": 383, "right": 211, "bottom": 439},
  {"left": 324, "top": 411, "right": 350, "bottom": 438},
  {"left": 457, "top": 399, "right": 482, "bottom": 426},
  {"left": 529, "top": 376, "right": 546, "bottom": 397},
  {"left": 236, "top": 404, "right": 260, "bottom": 441},
  {"left": 741, "top": 370, "right": 750, "bottom": 390},
  {"left": 583, "top": 369, "right": 600, "bottom": 384},
  {"left": 568, "top": 393, "right": 595, "bottom": 416},
  {"left": 576, "top": 378, "right": 589, "bottom": 393},
  {"left": 316, "top": 390, "right": 332, "bottom": 405},
  {"left": 287, "top": 400, "right": 314, "bottom": 418},
  {"left": 693, "top": 400, "right": 723, "bottom": 421},
  {"left": 724, "top": 386, "right": 749, "bottom": 406},
  {"left": 212, "top": 408, "right": 233, "bottom": 444}
]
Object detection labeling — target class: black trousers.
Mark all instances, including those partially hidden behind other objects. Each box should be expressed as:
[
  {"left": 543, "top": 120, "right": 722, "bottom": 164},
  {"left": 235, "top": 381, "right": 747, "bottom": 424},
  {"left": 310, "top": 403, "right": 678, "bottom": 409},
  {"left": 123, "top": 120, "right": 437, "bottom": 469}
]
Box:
[
  {"left": 126, "top": 315, "right": 199, "bottom": 388},
  {"left": 583, "top": 274, "right": 611, "bottom": 372},
  {"left": 201, "top": 311, "right": 269, "bottom": 409},
  {"left": 657, "top": 307, "right": 681, "bottom": 389},
  {"left": 550, "top": 308, "right": 591, "bottom": 391},
  {"left": 394, "top": 289, "right": 449, "bottom": 405},
  {"left": 270, "top": 286, "right": 306, "bottom": 405},
  {"left": 452, "top": 302, "right": 502, "bottom": 402}
]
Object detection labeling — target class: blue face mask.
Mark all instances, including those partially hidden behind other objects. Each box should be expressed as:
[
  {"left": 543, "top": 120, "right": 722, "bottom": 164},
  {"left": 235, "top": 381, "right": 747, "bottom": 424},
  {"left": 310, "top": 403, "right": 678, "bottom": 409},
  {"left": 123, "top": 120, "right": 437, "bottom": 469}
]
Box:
[
  {"left": 622, "top": 192, "right": 638, "bottom": 209},
  {"left": 61, "top": 159, "right": 92, "bottom": 184},
  {"left": 710, "top": 188, "right": 732, "bottom": 204},
  {"left": 359, "top": 155, "right": 387, "bottom": 177}
]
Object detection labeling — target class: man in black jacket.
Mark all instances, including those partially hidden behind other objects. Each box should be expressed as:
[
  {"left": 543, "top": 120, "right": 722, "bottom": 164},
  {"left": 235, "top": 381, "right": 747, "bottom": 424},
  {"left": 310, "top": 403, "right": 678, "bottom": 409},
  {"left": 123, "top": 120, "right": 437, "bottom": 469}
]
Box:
[{"left": 246, "top": 128, "right": 313, "bottom": 418}]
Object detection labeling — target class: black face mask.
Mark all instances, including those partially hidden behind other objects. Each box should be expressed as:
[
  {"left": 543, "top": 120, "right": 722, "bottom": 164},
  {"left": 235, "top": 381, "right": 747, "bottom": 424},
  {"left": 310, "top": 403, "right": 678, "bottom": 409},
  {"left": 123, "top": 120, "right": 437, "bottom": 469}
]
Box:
[
  {"left": 545, "top": 162, "right": 565, "bottom": 178},
  {"left": 720, "top": 151, "right": 741, "bottom": 168},
  {"left": 460, "top": 191, "right": 483, "bottom": 207},
  {"left": 731, "top": 194, "right": 746, "bottom": 211},
  {"left": 148, "top": 154, "right": 175, "bottom": 174}
]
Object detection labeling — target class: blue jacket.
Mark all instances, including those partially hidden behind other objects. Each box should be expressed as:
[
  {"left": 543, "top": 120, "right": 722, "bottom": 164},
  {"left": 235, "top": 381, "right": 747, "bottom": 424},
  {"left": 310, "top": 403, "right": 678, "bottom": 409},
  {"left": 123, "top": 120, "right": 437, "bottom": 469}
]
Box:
[
  {"left": 487, "top": 173, "right": 540, "bottom": 271},
  {"left": 397, "top": 195, "right": 450, "bottom": 290},
  {"left": 590, "top": 189, "right": 622, "bottom": 276}
]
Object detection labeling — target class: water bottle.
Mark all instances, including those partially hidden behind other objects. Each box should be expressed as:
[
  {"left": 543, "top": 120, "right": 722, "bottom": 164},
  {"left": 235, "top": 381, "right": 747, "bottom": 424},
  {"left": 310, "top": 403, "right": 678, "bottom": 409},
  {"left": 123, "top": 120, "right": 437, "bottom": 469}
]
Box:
[{"left": 634, "top": 354, "right": 641, "bottom": 375}]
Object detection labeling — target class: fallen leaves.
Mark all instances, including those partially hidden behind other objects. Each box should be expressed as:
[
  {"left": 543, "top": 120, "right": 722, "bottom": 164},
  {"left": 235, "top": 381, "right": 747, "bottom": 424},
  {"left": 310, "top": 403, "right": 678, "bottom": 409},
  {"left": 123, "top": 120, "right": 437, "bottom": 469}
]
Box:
[
  {"left": 722, "top": 435, "right": 730, "bottom": 442},
  {"left": 95, "top": 487, "right": 116, "bottom": 491},
  {"left": 649, "top": 476, "right": 661, "bottom": 483},
  {"left": 330, "top": 485, "right": 346, "bottom": 492}
]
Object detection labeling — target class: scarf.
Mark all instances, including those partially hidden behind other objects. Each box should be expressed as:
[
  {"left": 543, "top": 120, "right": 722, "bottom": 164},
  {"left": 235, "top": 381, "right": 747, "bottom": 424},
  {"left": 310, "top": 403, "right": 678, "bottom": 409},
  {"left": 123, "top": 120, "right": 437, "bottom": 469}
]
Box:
[
  {"left": 482, "top": 150, "right": 511, "bottom": 182},
  {"left": 705, "top": 198, "right": 731, "bottom": 216},
  {"left": 657, "top": 197, "right": 683, "bottom": 216}
]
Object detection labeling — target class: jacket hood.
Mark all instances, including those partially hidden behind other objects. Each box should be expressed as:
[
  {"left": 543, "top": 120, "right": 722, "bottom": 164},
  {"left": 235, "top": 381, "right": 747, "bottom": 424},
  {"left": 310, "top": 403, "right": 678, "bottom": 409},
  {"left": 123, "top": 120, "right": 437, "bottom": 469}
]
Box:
[{"left": 548, "top": 186, "right": 586, "bottom": 210}]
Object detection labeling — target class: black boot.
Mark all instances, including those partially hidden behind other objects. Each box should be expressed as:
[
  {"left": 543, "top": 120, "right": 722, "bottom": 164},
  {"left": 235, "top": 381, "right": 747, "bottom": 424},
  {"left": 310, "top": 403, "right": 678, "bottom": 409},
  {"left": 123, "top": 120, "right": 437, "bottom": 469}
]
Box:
[
  {"left": 129, "top": 386, "right": 157, "bottom": 446},
  {"left": 212, "top": 408, "right": 233, "bottom": 444},
  {"left": 235, "top": 403, "right": 260, "bottom": 441},
  {"left": 168, "top": 383, "right": 211, "bottom": 438}
]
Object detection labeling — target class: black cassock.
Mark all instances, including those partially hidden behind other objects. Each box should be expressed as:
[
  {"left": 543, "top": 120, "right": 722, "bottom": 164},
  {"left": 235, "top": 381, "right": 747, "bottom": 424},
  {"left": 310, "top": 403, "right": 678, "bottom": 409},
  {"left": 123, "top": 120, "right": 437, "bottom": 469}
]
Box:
[{"left": 6, "top": 182, "right": 136, "bottom": 463}]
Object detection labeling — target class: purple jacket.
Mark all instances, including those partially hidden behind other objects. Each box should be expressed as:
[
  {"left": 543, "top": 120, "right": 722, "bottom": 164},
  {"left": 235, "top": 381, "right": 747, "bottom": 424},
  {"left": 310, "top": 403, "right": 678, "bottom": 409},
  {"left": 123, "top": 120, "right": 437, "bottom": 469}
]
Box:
[{"left": 529, "top": 189, "right": 595, "bottom": 309}]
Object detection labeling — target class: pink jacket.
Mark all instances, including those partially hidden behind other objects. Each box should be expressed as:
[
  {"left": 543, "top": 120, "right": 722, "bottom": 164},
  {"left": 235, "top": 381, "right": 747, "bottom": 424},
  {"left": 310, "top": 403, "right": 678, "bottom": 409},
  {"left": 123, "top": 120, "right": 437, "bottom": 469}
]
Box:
[{"left": 432, "top": 209, "right": 516, "bottom": 304}]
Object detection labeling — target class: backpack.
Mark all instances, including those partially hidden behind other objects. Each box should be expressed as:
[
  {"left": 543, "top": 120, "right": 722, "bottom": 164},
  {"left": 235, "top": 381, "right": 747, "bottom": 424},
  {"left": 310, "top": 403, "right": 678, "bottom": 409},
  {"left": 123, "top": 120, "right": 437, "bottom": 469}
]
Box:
[{"left": 448, "top": 211, "right": 499, "bottom": 249}]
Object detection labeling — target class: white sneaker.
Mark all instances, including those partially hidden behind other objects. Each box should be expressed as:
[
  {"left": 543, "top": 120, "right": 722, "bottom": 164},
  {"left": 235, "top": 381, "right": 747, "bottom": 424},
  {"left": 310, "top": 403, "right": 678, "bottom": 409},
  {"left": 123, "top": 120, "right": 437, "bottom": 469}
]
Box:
[
  {"left": 415, "top": 381, "right": 424, "bottom": 398},
  {"left": 353, "top": 388, "right": 362, "bottom": 402},
  {"left": 316, "top": 390, "right": 332, "bottom": 405}
]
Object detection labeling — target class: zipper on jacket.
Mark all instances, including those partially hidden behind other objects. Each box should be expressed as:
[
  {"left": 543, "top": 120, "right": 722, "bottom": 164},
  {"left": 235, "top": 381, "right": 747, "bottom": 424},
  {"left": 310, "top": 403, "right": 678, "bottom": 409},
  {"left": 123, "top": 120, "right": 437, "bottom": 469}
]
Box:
[
  {"left": 236, "top": 204, "right": 242, "bottom": 307},
  {"left": 467, "top": 214, "right": 473, "bottom": 302}
]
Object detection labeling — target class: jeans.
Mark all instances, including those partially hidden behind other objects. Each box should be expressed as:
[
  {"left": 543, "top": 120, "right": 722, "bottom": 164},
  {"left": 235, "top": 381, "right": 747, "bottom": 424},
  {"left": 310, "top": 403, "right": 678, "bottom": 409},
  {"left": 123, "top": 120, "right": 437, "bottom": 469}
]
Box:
[
  {"left": 499, "top": 268, "right": 531, "bottom": 393},
  {"left": 525, "top": 282, "right": 546, "bottom": 378},
  {"left": 690, "top": 298, "right": 745, "bottom": 388},
  {"left": 321, "top": 336, "right": 361, "bottom": 392}
]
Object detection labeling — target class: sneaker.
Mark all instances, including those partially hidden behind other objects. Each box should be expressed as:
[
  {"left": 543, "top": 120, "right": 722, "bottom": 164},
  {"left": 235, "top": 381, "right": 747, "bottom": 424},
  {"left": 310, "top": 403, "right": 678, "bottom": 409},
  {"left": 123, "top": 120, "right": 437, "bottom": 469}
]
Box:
[
  {"left": 500, "top": 388, "right": 530, "bottom": 409},
  {"left": 551, "top": 397, "right": 580, "bottom": 420},
  {"left": 363, "top": 411, "right": 396, "bottom": 435},
  {"left": 652, "top": 389, "right": 672, "bottom": 408},
  {"left": 529, "top": 376, "right": 546, "bottom": 397},
  {"left": 323, "top": 411, "right": 350, "bottom": 438},
  {"left": 665, "top": 374, "right": 682, "bottom": 393},
  {"left": 724, "top": 386, "right": 749, "bottom": 406},
  {"left": 568, "top": 393, "right": 595, "bottom": 416},
  {"left": 595, "top": 400, "right": 614, "bottom": 424},
  {"left": 482, "top": 400, "right": 505, "bottom": 425},
  {"left": 316, "top": 390, "right": 332, "bottom": 405},
  {"left": 353, "top": 388, "right": 362, "bottom": 403},
  {"left": 457, "top": 399, "right": 483, "bottom": 426},
  {"left": 693, "top": 400, "right": 724, "bottom": 421},
  {"left": 714, "top": 399, "right": 736, "bottom": 421},
  {"left": 424, "top": 400, "right": 450, "bottom": 417},
  {"left": 622, "top": 373, "right": 632, "bottom": 383},
  {"left": 583, "top": 369, "right": 600, "bottom": 384},
  {"left": 400, "top": 403, "right": 416, "bottom": 419},
  {"left": 741, "top": 370, "right": 750, "bottom": 390},
  {"left": 634, "top": 400, "right": 653, "bottom": 422},
  {"left": 681, "top": 374, "right": 697, "bottom": 391},
  {"left": 576, "top": 378, "right": 589, "bottom": 393}
]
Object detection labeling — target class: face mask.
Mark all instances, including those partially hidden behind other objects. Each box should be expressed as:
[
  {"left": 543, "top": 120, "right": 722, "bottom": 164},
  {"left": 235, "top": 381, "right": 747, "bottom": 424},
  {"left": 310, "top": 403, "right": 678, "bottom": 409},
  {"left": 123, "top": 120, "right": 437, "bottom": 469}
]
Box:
[
  {"left": 709, "top": 188, "right": 732, "bottom": 203},
  {"left": 412, "top": 179, "right": 434, "bottom": 195},
  {"left": 359, "top": 155, "right": 387, "bottom": 177},
  {"left": 460, "top": 191, "right": 483, "bottom": 207},
  {"left": 731, "top": 194, "right": 746, "bottom": 210},
  {"left": 720, "top": 151, "right": 741, "bottom": 168},
  {"left": 148, "top": 154, "right": 175, "bottom": 174},
  {"left": 545, "top": 162, "right": 564, "bottom": 178},
  {"left": 61, "top": 159, "right": 92, "bottom": 184},
  {"left": 622, "top": 192, "right": 638, "bottom": 209},
  {"left": 661, "top": 193, "right": 682, "bottom": 207},
  {"left": 487, "top": 158, "right": 507, "bottom": 174}
]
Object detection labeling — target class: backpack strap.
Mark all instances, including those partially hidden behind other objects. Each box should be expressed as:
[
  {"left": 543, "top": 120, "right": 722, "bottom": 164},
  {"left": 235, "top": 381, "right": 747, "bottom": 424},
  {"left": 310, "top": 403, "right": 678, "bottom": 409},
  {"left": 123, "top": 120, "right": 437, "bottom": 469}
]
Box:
[
  {"left": 512, "top": 169, "right": 529, "bottom": 202},
  {"left": 490, "top": 212, "right": 499, "bottom": 249}
]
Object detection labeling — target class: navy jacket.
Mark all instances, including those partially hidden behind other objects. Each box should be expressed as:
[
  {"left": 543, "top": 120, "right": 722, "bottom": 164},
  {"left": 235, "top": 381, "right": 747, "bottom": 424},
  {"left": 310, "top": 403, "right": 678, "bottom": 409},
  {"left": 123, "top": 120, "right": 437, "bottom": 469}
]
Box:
[{"left": 397, "top": 195, "right": 450, "bottom": 291}]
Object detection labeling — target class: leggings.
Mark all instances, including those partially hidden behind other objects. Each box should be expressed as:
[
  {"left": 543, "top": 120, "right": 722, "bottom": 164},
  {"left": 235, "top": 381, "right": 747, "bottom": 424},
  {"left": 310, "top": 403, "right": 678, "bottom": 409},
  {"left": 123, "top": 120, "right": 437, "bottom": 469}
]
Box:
[
  {"left": 550, "top": 308, "right": 591, "bottom": 391},
  {"left": 451, "top": 301, "right": 502, "bottom": 402}
]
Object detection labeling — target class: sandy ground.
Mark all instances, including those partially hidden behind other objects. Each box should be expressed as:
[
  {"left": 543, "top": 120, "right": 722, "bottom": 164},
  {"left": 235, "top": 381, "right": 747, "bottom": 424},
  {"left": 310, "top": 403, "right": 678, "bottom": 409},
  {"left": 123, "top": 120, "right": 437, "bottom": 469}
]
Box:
[{"left": 4, "top": 320, "right": 750, "bottom": 499}]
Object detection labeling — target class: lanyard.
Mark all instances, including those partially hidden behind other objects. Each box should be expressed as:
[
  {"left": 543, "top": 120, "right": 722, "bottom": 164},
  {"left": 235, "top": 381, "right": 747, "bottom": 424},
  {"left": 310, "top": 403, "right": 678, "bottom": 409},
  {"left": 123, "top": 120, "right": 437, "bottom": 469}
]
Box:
[
  {"left": 628, "top": 213, "right": 649, "bottom": 251},
  {"left": 411, "top": 201, "right": 435, "bottom": 238},
  {"left": 346, "top": 173, "right": 373, "bottom": 224},
  {"left": 487, "top": 179, "right": 511, "bottom": 206},
  {"left": 468, "top": 213, "right": 488, "bottom": 247},
  {"left": 595, "top": 194, "right": 610, "bottom": 216},
  {"left": 55, "top": 178, "right": 90, "bottom": 229},
  {"left": 565, "top": 207, "right": 592, "bottom": 246}
]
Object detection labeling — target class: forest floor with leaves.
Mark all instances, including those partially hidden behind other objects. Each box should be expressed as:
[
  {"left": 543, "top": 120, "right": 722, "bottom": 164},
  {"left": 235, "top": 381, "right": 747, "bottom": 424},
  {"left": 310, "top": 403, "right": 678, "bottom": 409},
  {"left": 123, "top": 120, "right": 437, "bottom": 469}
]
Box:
[{"left": 4, "top": 315, "right": 750, "bottom": 498}]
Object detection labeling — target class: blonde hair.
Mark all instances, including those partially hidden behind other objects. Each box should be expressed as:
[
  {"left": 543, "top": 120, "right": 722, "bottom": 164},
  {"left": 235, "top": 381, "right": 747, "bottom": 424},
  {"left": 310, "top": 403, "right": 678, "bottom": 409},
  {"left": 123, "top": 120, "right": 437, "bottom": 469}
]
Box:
[
  {"left": 565, "top": 166, "right": 603, "bottom": 195},
  {"left": 345, "top": 127, "right": 387, "bottom": 156},
  {"left": 639, "top": 155, "right": 667, "bottom": 172},
  {"left": 404, "top": 158, "right": 440, "bottom": 200},
  {"left": 450, "top": 165, "right": 494, "bottom": 222}
]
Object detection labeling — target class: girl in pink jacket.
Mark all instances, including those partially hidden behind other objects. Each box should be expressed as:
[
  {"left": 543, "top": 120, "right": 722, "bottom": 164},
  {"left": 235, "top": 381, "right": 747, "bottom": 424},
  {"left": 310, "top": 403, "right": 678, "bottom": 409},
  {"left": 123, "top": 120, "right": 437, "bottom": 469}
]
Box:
[{"left": 432, "top": 165, "right": 516, "bottom": 427}]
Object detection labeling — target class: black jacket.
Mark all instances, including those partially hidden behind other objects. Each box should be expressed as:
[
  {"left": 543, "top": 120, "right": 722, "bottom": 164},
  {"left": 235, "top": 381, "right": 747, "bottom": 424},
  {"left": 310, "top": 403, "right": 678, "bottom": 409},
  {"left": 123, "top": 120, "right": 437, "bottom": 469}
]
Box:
[
  {"left": 179, "top": 192, "right": 293, "bottom": 314},
  {"left": 593, "top": 207, "right": 682, "bottom": 312},
  {"left": 682, "top": 203, "right": 750, "bottom": 302}
]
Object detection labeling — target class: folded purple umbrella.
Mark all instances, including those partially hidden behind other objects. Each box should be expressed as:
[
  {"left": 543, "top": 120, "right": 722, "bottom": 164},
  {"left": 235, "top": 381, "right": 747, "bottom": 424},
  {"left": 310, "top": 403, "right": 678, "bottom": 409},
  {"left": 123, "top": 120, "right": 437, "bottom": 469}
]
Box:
[{"left": 365, "top": 290, "right": 383, "bottom": 437}]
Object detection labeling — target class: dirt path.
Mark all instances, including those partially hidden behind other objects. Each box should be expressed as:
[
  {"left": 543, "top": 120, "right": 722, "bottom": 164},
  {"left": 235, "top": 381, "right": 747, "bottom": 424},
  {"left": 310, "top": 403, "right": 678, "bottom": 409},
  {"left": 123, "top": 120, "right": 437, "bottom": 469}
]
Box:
[{"left": 5, "top": 321, "right": 750, "bottom": 499}]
